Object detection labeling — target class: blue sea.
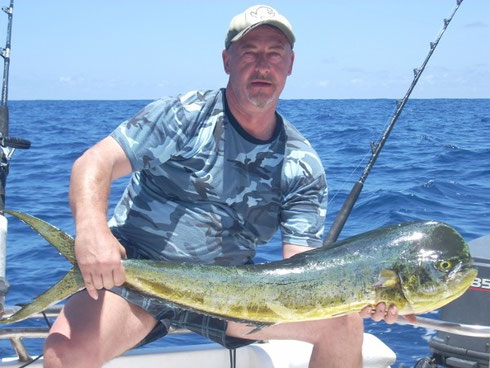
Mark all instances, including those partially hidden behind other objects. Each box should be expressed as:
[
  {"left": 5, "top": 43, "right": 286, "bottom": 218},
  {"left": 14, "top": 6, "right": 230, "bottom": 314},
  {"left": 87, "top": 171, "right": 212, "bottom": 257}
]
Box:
[{"left": 1, "top": 98, "right": 489, "bottom": 366}]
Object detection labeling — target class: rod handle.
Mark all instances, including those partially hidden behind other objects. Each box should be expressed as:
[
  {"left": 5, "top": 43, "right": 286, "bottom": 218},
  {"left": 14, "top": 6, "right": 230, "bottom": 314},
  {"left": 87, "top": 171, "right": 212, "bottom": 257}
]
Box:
[
  {"left": 323, "top": 181, "right": 364, "bottom": 247},
  {"left": 0, "top": 105, "right": 7, "bottom": 137},
  {"left": 2, "top": 136, "right": 31, "bottom": 149}
]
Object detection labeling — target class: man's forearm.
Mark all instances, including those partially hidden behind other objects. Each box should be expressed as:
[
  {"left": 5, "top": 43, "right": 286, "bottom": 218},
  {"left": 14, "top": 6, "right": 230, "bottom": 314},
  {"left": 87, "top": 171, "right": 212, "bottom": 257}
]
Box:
[
  {"left": 282, "top": 243, "right": 315, "bottom": 259},
  {"left": 69, "top": 147, "right": 113, "bottom": 232},
  {"left": 69, "top": 136, "right": 131, "bottom": 232}
]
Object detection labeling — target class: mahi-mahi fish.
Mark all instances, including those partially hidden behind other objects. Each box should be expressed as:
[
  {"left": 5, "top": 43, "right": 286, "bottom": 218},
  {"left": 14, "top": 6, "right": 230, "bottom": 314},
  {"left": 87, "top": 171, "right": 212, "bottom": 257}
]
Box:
[{"left": 0, "top": 209, "right": 477, "bottom": 325}]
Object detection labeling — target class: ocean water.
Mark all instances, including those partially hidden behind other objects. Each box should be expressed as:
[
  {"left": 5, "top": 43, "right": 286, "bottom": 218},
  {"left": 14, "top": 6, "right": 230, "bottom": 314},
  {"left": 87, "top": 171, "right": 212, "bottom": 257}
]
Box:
[{"left": 1, "top": 98, "right": 489, "bottom": 366}]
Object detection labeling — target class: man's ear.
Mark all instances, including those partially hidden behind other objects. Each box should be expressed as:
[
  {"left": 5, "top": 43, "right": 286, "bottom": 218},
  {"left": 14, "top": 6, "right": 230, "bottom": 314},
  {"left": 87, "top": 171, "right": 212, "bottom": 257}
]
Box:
[
  {"left": 222, "top": 49, "right": 231, "bottom": 75},
  {"left": 288, "top": 50, "right": 295, "bottom": 76}
]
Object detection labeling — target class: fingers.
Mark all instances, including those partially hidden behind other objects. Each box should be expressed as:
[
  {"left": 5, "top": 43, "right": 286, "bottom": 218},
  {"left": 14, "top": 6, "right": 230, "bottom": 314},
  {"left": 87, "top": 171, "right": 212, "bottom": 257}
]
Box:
[
  {"left": 82, "top": 264, "right": 126, "bottom": 300},
  {"left": 360, "top": 303, "right": 399, "bottom": 324},
  {"left": 112, "top": 262, "right": 126, "bottom": 287},
  {"left": 83, "top": 276, "right": 99, "bottom": 300},
  {"left": 119, "top": 244, "right": 128, "bottom": 260},
  {"left": 78, "top": 265, "right": 121, "bottom": 300},
  {"left": 384, "top": 305, "right": 398, "bottom": 324},
  {"left": 359, "top": 305, "right": 373, "bottom": 318},
  {"left": 371, "top": 303, "right": 388, "bottom": 322},
  {"left": 82, "top": 271, "right": 106, "bottom": 300}
]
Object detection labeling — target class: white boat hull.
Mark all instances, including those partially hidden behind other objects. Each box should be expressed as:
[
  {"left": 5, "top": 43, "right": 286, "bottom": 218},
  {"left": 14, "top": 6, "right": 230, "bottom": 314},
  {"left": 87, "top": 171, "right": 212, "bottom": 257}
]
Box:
[{"left": 0, "top": 333, "right": 396, "bottom": 367}]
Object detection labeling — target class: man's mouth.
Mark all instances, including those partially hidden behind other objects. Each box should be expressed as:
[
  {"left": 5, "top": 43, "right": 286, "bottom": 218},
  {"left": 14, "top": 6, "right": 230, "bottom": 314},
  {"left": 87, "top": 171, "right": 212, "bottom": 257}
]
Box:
[{"left": 249, "top": 80, "right": 273, "bottom": 88}]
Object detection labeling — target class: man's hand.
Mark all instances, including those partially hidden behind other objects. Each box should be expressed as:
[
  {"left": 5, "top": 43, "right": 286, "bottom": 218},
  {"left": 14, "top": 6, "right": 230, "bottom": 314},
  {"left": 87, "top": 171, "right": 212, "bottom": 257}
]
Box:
[
  {"left": 74, "top": 228, "right": 127, "bottom": 300},
  {"left": 360, "top": 303, "right": 417, "bottom": 324}
]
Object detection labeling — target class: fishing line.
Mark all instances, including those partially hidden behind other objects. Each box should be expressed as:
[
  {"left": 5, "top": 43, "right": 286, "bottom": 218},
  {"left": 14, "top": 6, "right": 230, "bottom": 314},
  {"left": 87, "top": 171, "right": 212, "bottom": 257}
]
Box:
[
  {"left": 326, "top": 98, "right": 405, "bottom": 208},
  {"left": 17, "top": 354, "right": 42, "bottom": 368},
  {"left": 229, "top": 348, "right": 236, "bottom": 368},
  {"left": 326, "top": 149, "right": 371, "bottom": 207},
  {"left": 327, "top": 97, "right": 411, "bottom": 208},
  {"left": 323, "top": 0, "right": 464, "bottom": 247},
  {"left": 326, "top": 98, "right": 414, "bottom": 224}
]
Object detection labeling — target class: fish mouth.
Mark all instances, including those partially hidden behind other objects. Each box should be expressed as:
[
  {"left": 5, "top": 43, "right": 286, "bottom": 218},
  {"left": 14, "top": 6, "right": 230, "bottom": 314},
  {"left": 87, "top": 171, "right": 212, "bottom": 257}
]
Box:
[
  {"left": 438, "top": 265, "right": 478, "bottom": 308},
  {"left": 445, "top": 263, "right": 478, "bottom": 296},
  {"left": 453, "top": 265, "right": 478, "bottom": 292}
]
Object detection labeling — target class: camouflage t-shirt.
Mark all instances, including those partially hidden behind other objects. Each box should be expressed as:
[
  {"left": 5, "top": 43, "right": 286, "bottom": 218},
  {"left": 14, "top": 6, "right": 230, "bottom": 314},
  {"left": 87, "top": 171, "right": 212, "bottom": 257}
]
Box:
[{"left": 108, "top": 89, "right": 327, "bottom": 266}]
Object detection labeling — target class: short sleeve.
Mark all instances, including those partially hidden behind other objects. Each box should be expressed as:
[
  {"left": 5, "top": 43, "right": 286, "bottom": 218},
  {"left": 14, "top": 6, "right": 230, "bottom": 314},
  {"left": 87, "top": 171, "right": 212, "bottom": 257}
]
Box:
[
  {"left": 110, "top": 96, "right": 192, "bottom": 172},
  {"left": 280, "top": 171, "right": 328, "bottom": 247}
]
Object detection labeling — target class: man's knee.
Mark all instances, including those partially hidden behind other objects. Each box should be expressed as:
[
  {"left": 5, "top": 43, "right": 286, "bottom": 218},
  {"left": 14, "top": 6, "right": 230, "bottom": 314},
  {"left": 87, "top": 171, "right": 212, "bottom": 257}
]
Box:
[
  {"left": 310, "top": 313, "right": 364, "bottom": 345},
  {"left": 42, "top": 290, "right": 157, "bottom": 367},
  {"left": 43, "top": 332, "right": 102, "bottom": 368},
  {"left": 339, "top": 313, "right": 364, "bottom": 335}
]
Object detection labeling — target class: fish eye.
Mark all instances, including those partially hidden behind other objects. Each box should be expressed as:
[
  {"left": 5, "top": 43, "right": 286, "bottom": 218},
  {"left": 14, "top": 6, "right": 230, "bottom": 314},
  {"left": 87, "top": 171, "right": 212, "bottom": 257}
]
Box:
[{"left": 437, "top": 260, "right": 453, "bottom": 271}]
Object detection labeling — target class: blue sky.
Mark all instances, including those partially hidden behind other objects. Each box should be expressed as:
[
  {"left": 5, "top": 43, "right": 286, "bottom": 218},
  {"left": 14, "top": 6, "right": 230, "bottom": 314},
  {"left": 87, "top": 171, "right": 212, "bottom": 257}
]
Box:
[{"left": 6, "top": 1, "right": 490, "bottom": 100}]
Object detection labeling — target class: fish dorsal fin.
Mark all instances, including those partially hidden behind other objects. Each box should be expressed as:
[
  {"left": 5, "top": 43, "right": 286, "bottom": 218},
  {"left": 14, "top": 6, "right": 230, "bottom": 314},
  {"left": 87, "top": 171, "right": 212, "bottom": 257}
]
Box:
[
  {"left": 4, "top": 209, "right": 76, "bottom": 264},
  {"left": 375, "top": 269, "right": 399, "bottom": 289}
]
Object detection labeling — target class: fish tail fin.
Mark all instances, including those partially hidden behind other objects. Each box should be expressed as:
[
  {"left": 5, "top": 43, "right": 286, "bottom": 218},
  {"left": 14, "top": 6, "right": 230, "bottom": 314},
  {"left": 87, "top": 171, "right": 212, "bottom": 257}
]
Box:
[
  {"left": 0, "top": 267, "right": 84, "bottom": 324},
  {"left": 4, "top": 209, "right": 76, "bottom": 264}
]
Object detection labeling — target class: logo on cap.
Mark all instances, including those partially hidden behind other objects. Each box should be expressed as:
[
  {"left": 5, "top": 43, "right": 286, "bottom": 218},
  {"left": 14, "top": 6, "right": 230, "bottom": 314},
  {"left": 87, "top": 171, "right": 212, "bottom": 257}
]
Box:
[{"left": 250, "top": 6, "right": 276, "bottom": 19}]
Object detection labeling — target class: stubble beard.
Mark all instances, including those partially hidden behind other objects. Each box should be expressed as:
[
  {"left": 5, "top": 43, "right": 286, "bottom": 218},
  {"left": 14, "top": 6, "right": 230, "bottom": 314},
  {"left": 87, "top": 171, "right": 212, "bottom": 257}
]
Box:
[
  {"left": 245, "top": 72, "right": 278, "bottom": 109},
  {"left": 246, "top": 90, "right": 275, "bottom": 108}
]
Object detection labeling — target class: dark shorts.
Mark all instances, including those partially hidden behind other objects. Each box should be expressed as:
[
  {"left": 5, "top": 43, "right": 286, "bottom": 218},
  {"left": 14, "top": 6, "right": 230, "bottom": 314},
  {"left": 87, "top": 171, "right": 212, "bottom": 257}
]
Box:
[{"left": 110, "top": 235, "right": 255, "bottom": 350}]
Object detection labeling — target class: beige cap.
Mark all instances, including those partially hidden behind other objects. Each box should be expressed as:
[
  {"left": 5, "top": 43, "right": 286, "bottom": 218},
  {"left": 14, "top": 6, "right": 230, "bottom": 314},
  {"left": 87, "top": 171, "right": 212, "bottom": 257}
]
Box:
[{"left": 225, "top": 5, "right": 295, "bottom": 49}]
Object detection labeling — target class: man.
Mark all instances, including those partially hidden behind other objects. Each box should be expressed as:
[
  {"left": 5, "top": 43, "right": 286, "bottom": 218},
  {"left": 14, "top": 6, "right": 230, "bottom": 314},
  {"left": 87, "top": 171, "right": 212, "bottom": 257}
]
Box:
[{"left": 43, "top": 5, "right": 400, "bottom": 368}]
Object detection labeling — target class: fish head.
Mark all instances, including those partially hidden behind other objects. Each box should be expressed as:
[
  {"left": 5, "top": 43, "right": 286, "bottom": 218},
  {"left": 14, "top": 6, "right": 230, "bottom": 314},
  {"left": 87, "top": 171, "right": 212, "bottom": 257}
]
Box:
[{"left": 395, "top": 221, "right": 477, "bottom": 314}]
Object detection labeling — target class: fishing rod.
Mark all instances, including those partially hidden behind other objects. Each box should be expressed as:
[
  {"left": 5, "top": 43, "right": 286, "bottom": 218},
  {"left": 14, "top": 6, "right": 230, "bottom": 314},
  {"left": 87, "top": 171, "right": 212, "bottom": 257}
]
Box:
[
  {"left": 0, "top": 0, "right": 30, "bottom": 314},
  {"left": 323, "top": 0, "right": 463, "bottom": 247}
]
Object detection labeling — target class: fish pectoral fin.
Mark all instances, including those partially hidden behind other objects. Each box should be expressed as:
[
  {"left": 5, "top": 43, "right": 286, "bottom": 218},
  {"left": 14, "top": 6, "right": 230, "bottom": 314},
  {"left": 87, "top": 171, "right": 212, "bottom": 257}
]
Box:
[{"left": 375, "top": 269, "right": 400, "bottom": 289}]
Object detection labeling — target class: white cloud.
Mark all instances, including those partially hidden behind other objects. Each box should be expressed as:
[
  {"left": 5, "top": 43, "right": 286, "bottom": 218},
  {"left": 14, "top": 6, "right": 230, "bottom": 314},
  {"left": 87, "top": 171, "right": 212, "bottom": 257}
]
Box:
[
  {"left": 58, "top": 76, "right": 72, "bottom": 84},
  {"left": 464, "top": 22, "right": 489, "bottom": 29},
  {"left": 422, "top": 74, "right": 435, "bottom": 84},
  {"left": 349, "top": 78, "right": 364, "bottom": 85}
]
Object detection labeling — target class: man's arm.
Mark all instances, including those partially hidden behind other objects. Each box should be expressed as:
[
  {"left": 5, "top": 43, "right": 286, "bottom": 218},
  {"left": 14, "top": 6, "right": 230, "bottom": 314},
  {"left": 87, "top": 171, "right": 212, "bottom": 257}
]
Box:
[
  {"left": 282, "top": 243, "right": 314, "bottom": 259},
  {"left": 69, "top": 136, "right": 132, "bottom": 300}
]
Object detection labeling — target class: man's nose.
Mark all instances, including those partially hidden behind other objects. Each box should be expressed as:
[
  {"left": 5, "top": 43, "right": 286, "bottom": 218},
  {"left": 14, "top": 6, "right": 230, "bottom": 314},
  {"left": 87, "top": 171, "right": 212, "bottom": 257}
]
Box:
[{"left": 254, "top": 53, "right": 270, "bottom": 73}]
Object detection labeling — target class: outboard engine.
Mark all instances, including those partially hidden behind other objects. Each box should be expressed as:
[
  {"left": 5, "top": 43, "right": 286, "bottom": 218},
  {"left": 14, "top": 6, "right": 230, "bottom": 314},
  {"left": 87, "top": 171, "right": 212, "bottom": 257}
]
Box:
[{"left": 418, "top": 235, "right": 490, "bottom": 367}]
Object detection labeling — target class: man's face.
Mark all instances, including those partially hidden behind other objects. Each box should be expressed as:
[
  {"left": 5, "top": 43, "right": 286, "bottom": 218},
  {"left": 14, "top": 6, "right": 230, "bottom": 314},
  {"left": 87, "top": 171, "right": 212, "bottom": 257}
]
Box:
[{"left": 223, "top": 25, "right": 294, "bottom": 109}]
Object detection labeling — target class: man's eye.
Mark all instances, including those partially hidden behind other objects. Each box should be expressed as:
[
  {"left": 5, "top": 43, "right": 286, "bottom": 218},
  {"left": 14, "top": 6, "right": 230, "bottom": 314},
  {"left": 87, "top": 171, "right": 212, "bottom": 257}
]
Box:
[{"left": 268, "top": 53, "right": 282, "bottom": 61}]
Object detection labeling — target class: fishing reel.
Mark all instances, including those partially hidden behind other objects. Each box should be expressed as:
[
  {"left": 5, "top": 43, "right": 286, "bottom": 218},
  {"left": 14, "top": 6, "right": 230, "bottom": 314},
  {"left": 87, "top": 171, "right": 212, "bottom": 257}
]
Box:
[
  {"left": 0, "top": 128, "right": 31, "bottom": 206},
  {"left": 0, "top": 133, "right": 31, "bottom": 150}
]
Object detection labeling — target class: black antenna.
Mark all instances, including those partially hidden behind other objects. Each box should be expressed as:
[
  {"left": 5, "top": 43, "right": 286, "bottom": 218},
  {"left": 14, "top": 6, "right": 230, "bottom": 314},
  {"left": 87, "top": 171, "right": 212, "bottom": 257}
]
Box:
[{"left": 323, "top": 0, "right": 464, "bottom": 247}]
